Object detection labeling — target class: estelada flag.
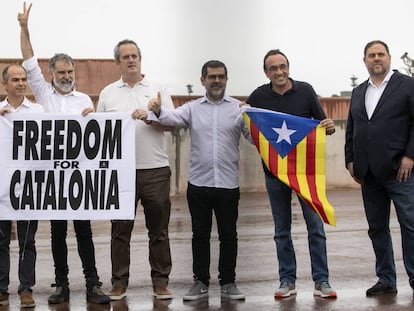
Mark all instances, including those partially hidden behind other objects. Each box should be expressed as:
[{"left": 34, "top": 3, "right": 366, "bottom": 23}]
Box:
[{"left": 242, "top": 107, "right": 336, "bottom": 226}]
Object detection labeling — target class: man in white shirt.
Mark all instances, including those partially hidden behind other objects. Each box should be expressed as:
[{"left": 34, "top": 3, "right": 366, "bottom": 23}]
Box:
[
  {"left": 0, "top": 64, "right": 43, "bottom": 308},
  {"left": 18, "top": 2, "right": 109, "bottom": 305},
  {"left": 97, "top": 39, "right": 174, "bottom": 300}
]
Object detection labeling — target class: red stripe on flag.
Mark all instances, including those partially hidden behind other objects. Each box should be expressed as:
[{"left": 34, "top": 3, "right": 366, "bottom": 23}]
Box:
[
  {"left": 268, "top": 143, "right": 278, "bottom": 175},
  {"left": 305, "top": 129, "right": 329, "bottom": 223},
  {"left": 286, "top": 147, "right": 300, "bottom": 192},
  {"left": 249, "top": 119, "right": 260, "bottom": 152}
]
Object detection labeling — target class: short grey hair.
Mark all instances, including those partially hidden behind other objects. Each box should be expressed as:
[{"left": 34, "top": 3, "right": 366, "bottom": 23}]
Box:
[
  {"left": 49, "top": 53, "right": 75, "bottom": 71},
  {"left": 2, "top": 64, "right": 27, "bottom": 82},
  {"left": 113, "top": 39, "right": 141, "bottom": 62}
]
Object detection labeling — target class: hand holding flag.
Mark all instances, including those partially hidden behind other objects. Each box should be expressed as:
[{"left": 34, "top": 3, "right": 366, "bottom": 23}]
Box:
[{"left": 242, "top": 107, "right": 336, "bottom": 226}]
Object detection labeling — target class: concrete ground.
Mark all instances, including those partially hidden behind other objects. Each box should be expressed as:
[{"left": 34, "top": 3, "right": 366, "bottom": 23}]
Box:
[{"left": 2, "top": 188, "right": 414, "bottom": 311}]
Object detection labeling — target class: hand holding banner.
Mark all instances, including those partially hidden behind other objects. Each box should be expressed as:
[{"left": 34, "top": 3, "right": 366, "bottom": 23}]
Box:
[{"left": 0, "top": 112, "right": 136, "bottom": 220}]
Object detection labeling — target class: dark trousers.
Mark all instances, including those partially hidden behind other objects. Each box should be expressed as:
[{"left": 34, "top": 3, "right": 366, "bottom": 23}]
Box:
[
  {"left": 111, "top": 167, "right": 172, "bottom": 288},
  {"left": 0, "top": 220, "right": 37, "bottom": 294},
  {"left": 362, "top": 171, "right": 414, "bottom": 288},
  {"left": 51, "top": 220, "right": 99, "bottom": 288},
  {"left": 187, "top": 182, "right": 240, "bottom": 286}
]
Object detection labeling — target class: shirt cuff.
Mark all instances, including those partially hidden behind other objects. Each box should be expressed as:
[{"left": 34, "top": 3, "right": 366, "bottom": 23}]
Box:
[
  {"left": 22, "top": 56, "right": 38, "bottom": 71},
  {"left": 147, "top": 111, "right": 159, "bottom": 122}
]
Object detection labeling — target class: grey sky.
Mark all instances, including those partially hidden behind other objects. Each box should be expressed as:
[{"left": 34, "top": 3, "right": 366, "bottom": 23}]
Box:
[{"left": 2, "top": 0, "right": 414, "bottom": 96}]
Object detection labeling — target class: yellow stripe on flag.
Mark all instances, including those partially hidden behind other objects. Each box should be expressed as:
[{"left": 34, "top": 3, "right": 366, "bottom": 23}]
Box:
[
  {"left": 259, "top": 132, "right": 269, "bottom": 168},
  {"left": 315, "top": 126, "right": 336, "bottom": 226},
  {"left": 277, "top": 153, "right": 289, "bottom": 185}
]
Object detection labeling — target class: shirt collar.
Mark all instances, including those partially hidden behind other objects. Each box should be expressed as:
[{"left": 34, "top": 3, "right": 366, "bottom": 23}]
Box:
[
  {"left": 368, "top": 70, "right": 394, "bottom": 87},
  {"left": 116, "top": 75, "right": 149, "bottom": 88},
  {"left": 52, "top": 85, "right": 79, "bottom": 97},
  {"left": 200, "top": 94, "right": 232, "bottom": 105},
  {"left": 0, "top": 97, "right": 32, "bottom": 109},
  {"left": 269, "top": 78, "right": 296, "bottom": 94}
]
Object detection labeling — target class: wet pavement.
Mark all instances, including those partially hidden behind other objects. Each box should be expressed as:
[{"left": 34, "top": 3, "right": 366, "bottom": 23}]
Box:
[{"left": 2, "top": 188, "right": 414, "bottom": 310}]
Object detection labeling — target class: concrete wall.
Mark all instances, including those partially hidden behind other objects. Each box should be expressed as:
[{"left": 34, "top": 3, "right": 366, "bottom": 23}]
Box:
[{"left": 166, "top": 119, "right": 356, "bottom": 195}]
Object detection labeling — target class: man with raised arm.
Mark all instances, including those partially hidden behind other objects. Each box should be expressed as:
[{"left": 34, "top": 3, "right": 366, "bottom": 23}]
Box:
[{"left": 17, "top": 2, "right": 109, "bottom": 305}]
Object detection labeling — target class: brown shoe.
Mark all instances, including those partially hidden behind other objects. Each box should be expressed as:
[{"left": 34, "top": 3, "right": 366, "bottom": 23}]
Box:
[
  {"left": 0, "top": 292, "right": 9, "bottom": 306},
  {"left": 20, "top": 290, "right": 35, "bottom": 308},
  {"left": 153, "top": 286, "right": 172, "bottom": 300},
  {"left": 108, "top": 287, "right": 127, "bottom": 301}
]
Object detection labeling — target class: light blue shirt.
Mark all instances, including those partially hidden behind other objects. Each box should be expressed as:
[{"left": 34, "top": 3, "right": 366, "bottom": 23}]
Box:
[{"left": 149, "top": 95, "right": 251, "bottom": 189}]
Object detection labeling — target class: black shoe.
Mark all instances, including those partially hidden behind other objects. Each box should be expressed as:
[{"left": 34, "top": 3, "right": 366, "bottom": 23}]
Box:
[
  {"left": 48, "top": 285, "right": 70, "bottom": 304},
  {"left": 366, "top": 282, "right": 397, "bottom": 296},
  {"left": 87, "top": 284, "right": 110, "bottom": 304}
]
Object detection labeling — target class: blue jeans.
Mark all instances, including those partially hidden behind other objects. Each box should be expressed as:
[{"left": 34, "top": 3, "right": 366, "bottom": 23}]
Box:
[
  {"left": 0, "top": 220, "right": 37, "bottom": 294},
  {"left": 362, "top": 172, "right": 414, "bottom": 288},
  {"left": 187, "top": 183, "right": 240, "bottom": 286},
  {"left": 265, "top": 174, "right": 329, "bottom": 284}
]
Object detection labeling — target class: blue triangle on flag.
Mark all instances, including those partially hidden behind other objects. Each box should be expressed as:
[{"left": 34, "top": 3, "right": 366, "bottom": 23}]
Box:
[{"left": 245, "top": 108, "right": 319, "bottom": 158}]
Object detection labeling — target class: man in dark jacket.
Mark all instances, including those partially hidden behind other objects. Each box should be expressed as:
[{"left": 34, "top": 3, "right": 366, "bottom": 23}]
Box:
[{"left": 345, "top": 40, "right": 414, "bottom": 296}]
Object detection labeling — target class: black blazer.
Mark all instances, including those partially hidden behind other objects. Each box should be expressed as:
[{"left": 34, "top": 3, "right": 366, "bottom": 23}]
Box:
[{"left": 345, "top": 70, "right": 414, "bottom": 181}]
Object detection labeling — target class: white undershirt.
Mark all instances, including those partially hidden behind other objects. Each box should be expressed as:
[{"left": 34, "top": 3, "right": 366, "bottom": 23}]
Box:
[{"left": 365, "top": 70, "right": 394, "bottom": 119}]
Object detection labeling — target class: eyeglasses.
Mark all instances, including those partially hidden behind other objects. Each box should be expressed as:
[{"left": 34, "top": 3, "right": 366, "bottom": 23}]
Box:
[
  {"left": 206, "top": 74, "right": 227, "bottom": 81},
  {"left": 266, "top": 64, "right": 289, "bottom": 72}
]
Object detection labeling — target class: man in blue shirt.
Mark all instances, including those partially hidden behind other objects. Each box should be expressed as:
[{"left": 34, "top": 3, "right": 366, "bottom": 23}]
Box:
[{"left": 141, "top": 60, "right": 251, "bottom": 301}]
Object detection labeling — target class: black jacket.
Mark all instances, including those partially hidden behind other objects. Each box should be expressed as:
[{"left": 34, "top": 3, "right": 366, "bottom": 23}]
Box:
[{"left": 345, "top": 70, "right": 414, "bottom": 181}]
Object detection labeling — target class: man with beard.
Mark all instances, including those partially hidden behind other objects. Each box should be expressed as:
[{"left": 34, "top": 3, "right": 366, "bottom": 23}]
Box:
[
  {"left": 345, "top": 40, "right": 414, "bottom": 296},
  {"left": 17, "top": 2, "right": 109, "bottom": 305},
  {"left": 144, "top": 60, "right": 251, "bottom": 301}
]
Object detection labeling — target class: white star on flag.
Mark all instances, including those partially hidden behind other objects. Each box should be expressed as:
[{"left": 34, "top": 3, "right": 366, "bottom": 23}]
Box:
[{"left": 273, "top": 121, "right": 297, "bottom": 144}]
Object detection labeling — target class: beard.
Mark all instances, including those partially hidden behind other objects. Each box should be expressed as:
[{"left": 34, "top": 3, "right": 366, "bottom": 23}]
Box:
[
  {"left": 53, "top": 77, "right": 75, "bottom": 93},
  {"left": 207, "top": 86, "right": 225, "bottom": 101}
]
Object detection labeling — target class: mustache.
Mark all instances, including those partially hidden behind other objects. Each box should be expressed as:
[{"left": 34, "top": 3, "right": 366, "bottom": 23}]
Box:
[{"left": 60, "top": 78, "right": 73, "bottom": 84}]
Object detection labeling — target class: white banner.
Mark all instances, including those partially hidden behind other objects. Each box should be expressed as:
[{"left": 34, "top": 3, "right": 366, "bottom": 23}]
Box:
[{"left": 0, "top": 112, "right": 136, "bottom": 220}]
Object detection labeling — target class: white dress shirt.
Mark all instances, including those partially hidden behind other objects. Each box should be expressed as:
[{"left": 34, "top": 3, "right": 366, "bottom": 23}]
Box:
[
  {"left": 22, "top": 56, "right": 94, "bottom": 113},
  {"left": 0, "top": 97, "right": 44, "bottom": 114},
  {"left": 365, "top": 70, "right": 394, "bottom": 119}
]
